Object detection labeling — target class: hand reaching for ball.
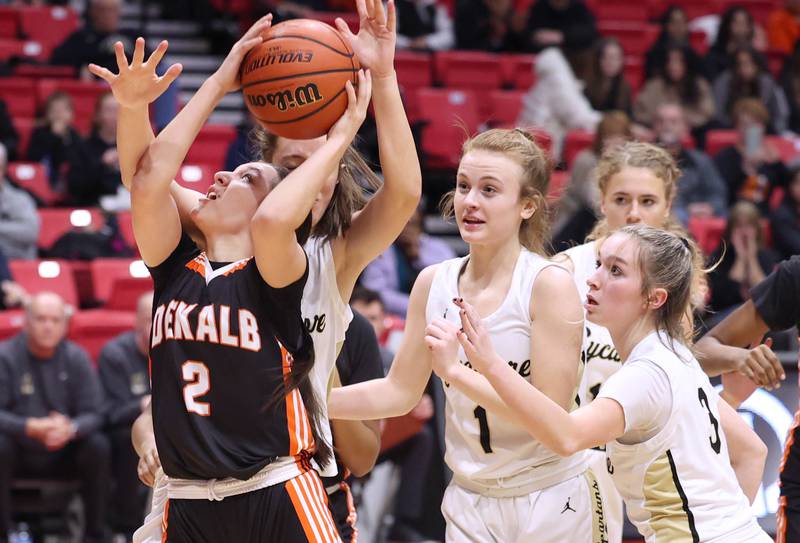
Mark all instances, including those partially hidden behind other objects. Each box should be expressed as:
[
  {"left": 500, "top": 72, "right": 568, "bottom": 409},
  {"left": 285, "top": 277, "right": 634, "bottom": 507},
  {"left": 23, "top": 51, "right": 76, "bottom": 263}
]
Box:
[
  {"left": 336, "top": 0, "right": 397, "bottom": 79},
  {"left": 211, "top": 14, "right": 274, "bottom": 94},
  {"left": 88, "top": 37, "right": 182, "bottom": 109},
  {"left": 328, "top": 69, "right": 372, "bottom": 145}
]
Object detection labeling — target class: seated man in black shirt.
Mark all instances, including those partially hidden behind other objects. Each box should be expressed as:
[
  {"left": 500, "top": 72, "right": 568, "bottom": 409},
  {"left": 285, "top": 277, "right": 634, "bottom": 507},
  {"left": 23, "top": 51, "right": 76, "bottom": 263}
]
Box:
[
  {"left": 0, "top": 292, "right": 109, "bottom": 543},
  {"left": 696, "top": 257, "right": 799, "bottom": 541},
  {"left": 98, "top": 292, "right": 152, "bottom": 540}
]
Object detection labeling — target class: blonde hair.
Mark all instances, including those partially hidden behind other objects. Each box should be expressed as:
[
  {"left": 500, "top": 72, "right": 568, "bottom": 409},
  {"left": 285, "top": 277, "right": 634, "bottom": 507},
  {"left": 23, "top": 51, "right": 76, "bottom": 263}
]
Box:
[
  {"left": 440, "top": 128, "right": 551, "bottom": 254},
  {"left": 252, "top": 127, "right": 381, "bottom": 242}
]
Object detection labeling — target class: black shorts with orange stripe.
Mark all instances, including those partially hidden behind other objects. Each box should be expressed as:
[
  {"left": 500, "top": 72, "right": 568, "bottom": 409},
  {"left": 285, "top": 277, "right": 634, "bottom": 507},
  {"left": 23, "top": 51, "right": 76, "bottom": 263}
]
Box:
[
  {"left": 163, "top": 470, "right": 342, "bottom": 543},
  {"left": 778, "top": 410, "right": 800, "bottom": 543},
  {"left": 327, "top": 481, "right": 358, "bottom": 543}
]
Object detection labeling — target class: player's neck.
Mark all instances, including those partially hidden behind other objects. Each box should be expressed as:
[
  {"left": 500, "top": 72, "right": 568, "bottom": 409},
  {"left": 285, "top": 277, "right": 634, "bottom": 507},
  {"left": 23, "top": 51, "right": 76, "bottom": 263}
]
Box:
[
  {"left": 204, "top": 233, "right": 253, "bottom": 263},
  {"left": 609, "top": 318, "right": 656, "bottom": 363},
  {"left": 464, "top": 239, "right": 521, "bottom": 286}
]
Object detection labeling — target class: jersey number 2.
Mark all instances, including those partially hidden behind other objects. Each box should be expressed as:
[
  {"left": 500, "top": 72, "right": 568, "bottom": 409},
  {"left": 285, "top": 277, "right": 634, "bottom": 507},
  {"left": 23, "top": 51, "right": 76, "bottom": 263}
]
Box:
[
  {"left": 473, "top": 406, "right": 493, "bottom": 453},
  {"left": 183, "top": 361, "right": 211, "bottom": 416},
  {"left": 698, "top": 387, "right": 721, "bottom": 454}
]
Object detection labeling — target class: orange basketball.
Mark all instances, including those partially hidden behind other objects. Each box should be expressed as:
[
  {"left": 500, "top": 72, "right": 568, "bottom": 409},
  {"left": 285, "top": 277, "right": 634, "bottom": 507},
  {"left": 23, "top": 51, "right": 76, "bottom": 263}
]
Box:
[{"left": 240, "top": 19, "right": 359, "bottom": 140}]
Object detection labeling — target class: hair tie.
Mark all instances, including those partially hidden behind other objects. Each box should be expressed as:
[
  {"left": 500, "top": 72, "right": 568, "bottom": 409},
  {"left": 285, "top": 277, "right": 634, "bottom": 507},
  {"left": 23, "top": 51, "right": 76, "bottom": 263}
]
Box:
[{"left": 680, "top": 237, "right": 691, "bottom": 250}]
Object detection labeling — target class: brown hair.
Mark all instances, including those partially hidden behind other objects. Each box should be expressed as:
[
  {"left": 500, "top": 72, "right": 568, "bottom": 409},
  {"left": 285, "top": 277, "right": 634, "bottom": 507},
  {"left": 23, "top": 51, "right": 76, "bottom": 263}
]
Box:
[
  {"left": 616, "top": 224, "right": 698, "bottom": 350},
  {"left": 91, "top": 91, "right": 114, "bottom": 136},
  {"left": 725, "top": 200, "right": 766, "bottom": 248},
  {"left": 38, "top": 91, "right": 73, "bottom": 126},
  {"left": 592, "top": 111, "right": 633, "bottom": 156},
  {"left": 732, "top": 97, "right": 770, "bottom": 126},
  {"left": 439, "top": 128, "right": 551, "bottom": 254},
  {"left": 252, "top": 127, "right": 381, "bottom": 242}
]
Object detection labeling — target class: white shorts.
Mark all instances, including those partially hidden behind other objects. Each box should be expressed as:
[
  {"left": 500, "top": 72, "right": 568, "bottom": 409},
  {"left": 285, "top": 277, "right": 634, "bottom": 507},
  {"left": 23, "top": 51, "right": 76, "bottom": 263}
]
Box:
[
  {"left": 441, "top": 470, "right": 607, "bottom": 543},
  {"left": 133, "top": 471, "right": 168, "bottom": 543},
  {"left": 588, "top": 448, "right": 623, "bottom": 543}
]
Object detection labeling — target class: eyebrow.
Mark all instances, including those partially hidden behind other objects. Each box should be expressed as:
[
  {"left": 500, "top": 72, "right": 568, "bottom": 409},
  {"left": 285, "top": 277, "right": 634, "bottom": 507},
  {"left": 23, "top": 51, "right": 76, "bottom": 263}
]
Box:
[
  {"left": 611, "top": 191, "right": 658, "bottom": 198},
  {"left": 601, "top": 254, "right": 629, "bottom": 266}
]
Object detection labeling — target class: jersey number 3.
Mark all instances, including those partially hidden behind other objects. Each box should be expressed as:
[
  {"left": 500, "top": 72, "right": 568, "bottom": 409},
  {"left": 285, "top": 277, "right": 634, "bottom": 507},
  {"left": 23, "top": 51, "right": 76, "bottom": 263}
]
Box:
[
  {"left": 183, "top": 361, "right": 211, "bottom": 416},
  {"left": 698, "top": 387, "right": 721, "bottom": 454}
]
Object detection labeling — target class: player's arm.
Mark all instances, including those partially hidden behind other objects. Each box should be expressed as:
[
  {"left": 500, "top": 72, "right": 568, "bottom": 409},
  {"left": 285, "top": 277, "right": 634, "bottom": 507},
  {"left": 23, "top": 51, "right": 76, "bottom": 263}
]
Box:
[
  {"left": 131, "top": 401, "right": 161, "bottom": 487},
  {"left": 695, "top": 300, "right": 783, "bottom": 388},
  {"left": 718, "top": 398, "right": 767, "bottom": 503},
  {"left": 328, "top": 266, "right": 435, "bottom": 420},
  {"left": 252, "top": 71, "right": 371, "bottom": 288},
  {"left": 330, "top": 370, "right": 381, "bottom": 476},
  {"left": 331, "top": 0, "right": 422, "bottom": 300},
  {"left": 89, "top": 38, "right": 205, "bottom": 243}
]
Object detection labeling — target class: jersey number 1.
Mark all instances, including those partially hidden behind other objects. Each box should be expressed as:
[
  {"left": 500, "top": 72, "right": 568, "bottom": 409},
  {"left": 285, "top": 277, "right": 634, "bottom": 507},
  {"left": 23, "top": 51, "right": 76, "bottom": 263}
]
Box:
[
  {"left": 183, "top": 361, "right": 211, "bottom": 416},
  {"left": 474, "top": 406, "right": 493, "bottom": 454},
  {"left": 698, "top": 387, "right": 721, "bottom": 454}
]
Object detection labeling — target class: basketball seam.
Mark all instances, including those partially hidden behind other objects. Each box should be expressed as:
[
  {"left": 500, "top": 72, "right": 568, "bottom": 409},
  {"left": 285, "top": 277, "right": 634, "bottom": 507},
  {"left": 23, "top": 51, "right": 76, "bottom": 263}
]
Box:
[
  {"left": 251, "top": 86, "right": 348, "bottom": 125},
  {"left": 327, "top": 25, "right": 358, "bottom": 83},
  {"left": 264, "top": 33, "right": 354, "bottom": 58},
  {"left": 242, "top": 68, "right": 356, "bottom": 89}
]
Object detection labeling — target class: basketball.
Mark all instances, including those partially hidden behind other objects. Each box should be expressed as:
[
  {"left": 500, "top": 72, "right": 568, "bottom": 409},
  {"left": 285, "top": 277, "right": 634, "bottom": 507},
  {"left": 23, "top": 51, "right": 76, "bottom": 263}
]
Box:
[{"left": 240, "top": 19, "right": 360, "bottom": 140}]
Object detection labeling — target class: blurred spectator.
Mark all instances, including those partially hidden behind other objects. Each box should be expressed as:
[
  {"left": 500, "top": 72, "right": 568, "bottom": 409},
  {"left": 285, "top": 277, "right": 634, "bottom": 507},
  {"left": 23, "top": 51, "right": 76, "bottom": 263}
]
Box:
[
  {"left": 98, "top": 292, "right": 152, "bottom": 540},
  {"left": 454, "top": 0, "right": 528, "bottom": 52},
  {"left": 50, "top": 0, "right": 133, "bottom": 81},
  {"left": 781, "top": 40, "right": 800, "bottom": 133},
  {"left": 706, "top": 6, "right": 765, "bottom": 80},
  {"left": 66, "top": 92, "right": 122, "bottom": 206},
  {"left": 707, "top": 201, "right": 779, "bottom": 320},
  {"left": 0, "top": 292, "right": 109, "bottom": 543},
  {"left": 224, "top": 114, "right": 256, "bottom": 172},
  {"left": 714, "top": 98, "right": 790, "bottom": 213},
  {"left": 27, "top": 92, "right": 84, "bottom": 190},
  {"left": 635, "top": 43, "right": 715, "bottom": 130},
  {"left": 583, "top": 38, "right": 632, "bottom": 115},
  {"left": 552, "top": 111, "right": 632, "bottom": 245},
  {"left": 645, "top": 6, "right": 700, "bottom": 80},
  {"left": 713, "top": 46, "right": 790, "bottom": 133},
  {"left": 360, "top": 205, "right": 455, "bottom": 317},
  {"left": 0, "top": 143, "right": 39, "bottom": 260},
  {"left": 350, "top": 286, "right": 394, "bottom": 367},
  {"left": 654, "top": 103, "right": 728, "bottom": 224},
  {"left": 770, "top": 164, "right": 800, "bottom": 259},
  {"left": 0, "top": 100, "right": 18, "bottom": 163},
  {"left": 518, "top": 47, "right": 601, "bottom": 160},
  {"left": 396, "top": 0, "right": 454, "bottom": 51},
  {"left": 526, "top": 0, "right": 598, "bottom": 79},
  {"left": 0, "top": 249, "right": 27, "bottom": 311},
  {"left": 768, "top": 0, "right": 800, "bottom": 54}
]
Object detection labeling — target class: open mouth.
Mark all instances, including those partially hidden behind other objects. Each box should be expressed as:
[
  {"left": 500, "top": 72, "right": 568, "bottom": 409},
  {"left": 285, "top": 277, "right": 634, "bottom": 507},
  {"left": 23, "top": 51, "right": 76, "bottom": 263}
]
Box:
[
  {"left": 462, "top": 216, "right": 485, "bottom": 225},
  {"left": 586, "top": 294, "right": 598, "bottom": 306}
]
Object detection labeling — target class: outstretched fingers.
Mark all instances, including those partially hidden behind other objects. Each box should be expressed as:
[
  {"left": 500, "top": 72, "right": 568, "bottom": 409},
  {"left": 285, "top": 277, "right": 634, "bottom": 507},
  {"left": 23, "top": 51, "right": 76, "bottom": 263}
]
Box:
[
  {"left": 145, "top": 40, "right": 169, "bottom": 68},
  {"left": 87, "top": 64, "right": 116, "bottom": 84},
  {"left": 157, "top": 63, "right": 183, "bottom": 91},
  {"left": 132, "top": 37, "right": 146, "bottom": 66},
  {"left": 113, "top": 41, "right": 129, "bottom": 73},
  {"left": 242, "top": 13, "right": 272, "bottom": 42},
  {"left": 386, "top": 0, "right": 396, "bottom": 32}
]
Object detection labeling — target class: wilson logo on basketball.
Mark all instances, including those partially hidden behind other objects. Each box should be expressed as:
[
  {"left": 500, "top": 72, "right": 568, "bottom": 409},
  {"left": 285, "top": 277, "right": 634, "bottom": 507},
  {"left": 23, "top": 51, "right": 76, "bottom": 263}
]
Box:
[
  {"left": 241, "top": 49, "right": 314, "bottom": 75},
  {"left": 248, "top": 83, "right": 323, "bottom": 111}
]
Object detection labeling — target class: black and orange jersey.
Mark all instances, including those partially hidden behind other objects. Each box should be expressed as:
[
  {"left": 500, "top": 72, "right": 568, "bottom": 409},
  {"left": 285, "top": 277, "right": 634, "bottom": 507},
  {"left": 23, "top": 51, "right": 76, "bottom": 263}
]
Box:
[{"left": 148, "top": 234, "right": 314, "bottom": 481}]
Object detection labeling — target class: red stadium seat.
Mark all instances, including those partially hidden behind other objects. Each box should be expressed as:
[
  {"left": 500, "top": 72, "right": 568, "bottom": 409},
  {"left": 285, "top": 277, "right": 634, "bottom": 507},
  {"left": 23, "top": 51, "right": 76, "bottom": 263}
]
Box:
[
  {"left": 594, "top": 1, "right": 649, "bottom": 23},
  {"left": 175, "top": 164, "right": 214, "bottom": 192},
  {"left": 116, "top": 211, "right": 137, "bottom": 255},
  {"left": 434, "top": 51, "right": 503, "bottom": 91},
  {"left": 717, "top": 0, "right": 774, "bottom": 24},
  {"left": 10, "top": 117, "right": 34, "bottom": 158},
  {"left": 186, "top": 125, "right": 237, "bottom": 171},
  {"left": 0, "top": 77, "right": 36, "bottom": 118},
  {"left": 767, "top": 136, "right": 800, "bottom": 163},
  {"left": 89, "top": 258, "right": 152, "bottom": 310},
  {"left": 0, "top": 8, "right": 18, "bottom": 39},
  {"left": 499, "top": 54, "right": 536, "bottom": 89},
  {"left": 0, "top": 310, "right": 24, "bottom": 341},
  {"left": 18, "top": 6, "right": 78, "bottom": 52},
  {"left": 563, "top": 130, "right": 595, "bottom": 169},
  {"left": 70, "top": 309, "right": 136, "bottom": 363},
  {"left": 7, "top": 162, "right": 60, "bottom": 205},
  {"left": 705, "top": 129, "right": 738, "bottom": 157},
  {"left": 487, "top": 90, "right": 526, "bottom": 126},
  {"left": 306, "top": 11, "right": 359, "bottom": 33},
  {"left": 687, "top": 216, "right": 727, "bottom": 254},
  {"left": 599, "top": 23, "right": 659, "bottom": 56},
  {"left": 37, "top": 208, "right": 105, "bottom": 251},
  {"left": 0, "top": 39, "right": 24, "bottom": 61},
  {"left": 394, "top": 50, "right": 433, "bottom": 91},
  {"left": 14, "top": 64, "right": 74, "bottom": 80},
  {"left": 414, "top": 88, "right": 480, "bottom": 169},
  {"left": 36, "top": 80, "right": 109, "bottom": 135},
  {"left": 548, "top": 170, "right": 569, "bottom": 202},
  {"left": 9, "top": 259, "right": 78, "bottom": 306},
  {"left": 649, "top": 0, "right": 720, "bottom": 22}
]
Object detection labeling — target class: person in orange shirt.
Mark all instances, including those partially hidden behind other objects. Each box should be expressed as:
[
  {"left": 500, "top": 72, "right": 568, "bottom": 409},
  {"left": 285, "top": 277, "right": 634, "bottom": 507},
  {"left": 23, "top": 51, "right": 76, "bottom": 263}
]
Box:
[{"left": 768, "top": 0, "right": 800, "bottom": 54}]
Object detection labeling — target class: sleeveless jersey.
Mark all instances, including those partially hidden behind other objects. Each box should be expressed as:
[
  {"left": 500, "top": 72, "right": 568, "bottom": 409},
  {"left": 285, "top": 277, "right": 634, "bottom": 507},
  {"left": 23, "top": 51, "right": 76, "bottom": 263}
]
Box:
[
  {"left": 303, "top": 237, "right": 353, "bottom": 477},
  {"left": 564, "top": 241, "right": 622, "bottom": 405},
  {"left": 148, "top": 234, "right": 315, "bottom": 481},
  {"left": 425, "top": 250, "right": 587, "bottom": 488},
  {"left": 602, "top": 332, "right": 765, "bottom": 543}
]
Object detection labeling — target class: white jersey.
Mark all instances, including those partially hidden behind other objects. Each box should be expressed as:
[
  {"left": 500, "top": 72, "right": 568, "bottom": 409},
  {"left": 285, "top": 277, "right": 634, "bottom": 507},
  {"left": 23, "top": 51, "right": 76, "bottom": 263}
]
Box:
[
  {"left": 425, "top": 251, "right": 587, "bottom": 492},
  {"left": 303, "top": 236, "right": 353, "bottom": 477},
  {"left": 600, "top": 332, "right": 767, "bottom": 543},
  {"left": 564, "top": 241, "right": 622, "bottom": 405}
]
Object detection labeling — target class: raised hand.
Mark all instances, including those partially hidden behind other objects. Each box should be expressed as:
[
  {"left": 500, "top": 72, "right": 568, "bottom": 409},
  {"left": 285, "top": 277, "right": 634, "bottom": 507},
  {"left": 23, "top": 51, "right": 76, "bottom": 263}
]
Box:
[
  {"left": 88, "top": 37, "right": 182, "bottom": 109},
  {"left": 454, "top": 298, "right": 499, "bottom": 374},
  {"left": 211, "top": 13, "right": 273, "bottom": 94},
  {"left": 424, "top": 318, "right": 461, "bottom": 380},
  {"left": 328, "top": 69, "right": 372, "bottom": 144},
  {"left": 335, "top": 0, "right": 397, "bottom": 79}
]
